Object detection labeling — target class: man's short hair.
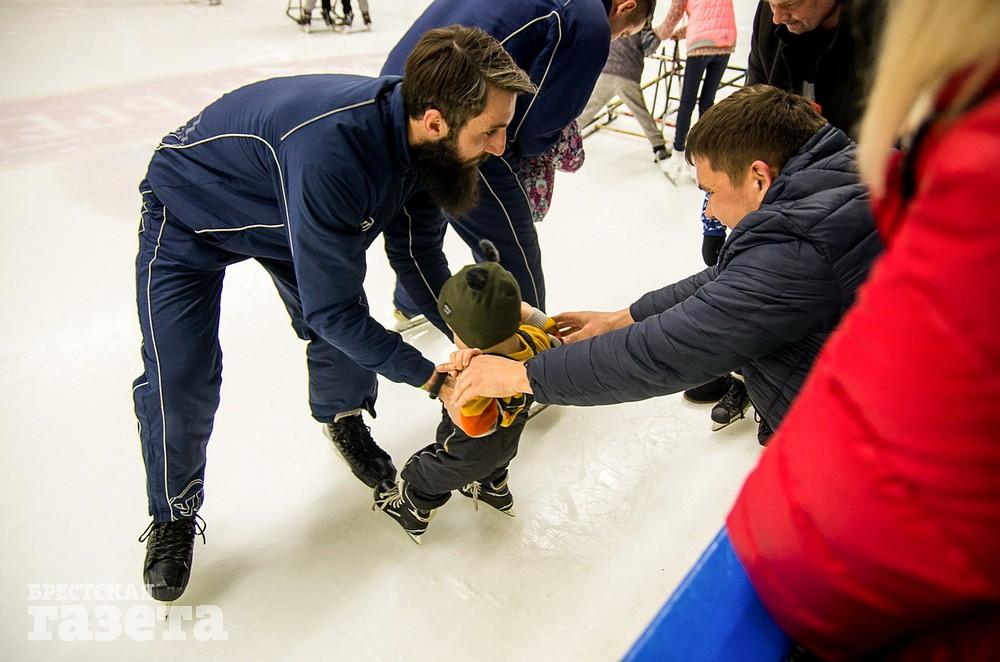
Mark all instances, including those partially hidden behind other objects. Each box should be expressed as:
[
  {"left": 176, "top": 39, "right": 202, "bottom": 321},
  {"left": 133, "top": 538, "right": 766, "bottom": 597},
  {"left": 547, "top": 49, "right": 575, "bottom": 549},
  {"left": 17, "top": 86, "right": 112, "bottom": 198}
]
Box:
[
  {"left": 686, "top": 85, "right": 827, "bottom": 183},
  {"left": 402, "top": 25, "right": 536, "bottom": 132},
  {"left": 634, "top": 0, "right": 657, "bottom": 25}
]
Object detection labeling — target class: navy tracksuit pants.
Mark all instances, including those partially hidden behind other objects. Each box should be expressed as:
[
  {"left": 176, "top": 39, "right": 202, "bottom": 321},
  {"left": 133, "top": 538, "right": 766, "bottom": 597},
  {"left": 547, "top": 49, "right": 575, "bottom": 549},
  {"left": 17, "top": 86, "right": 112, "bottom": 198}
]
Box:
[
  {"left": 394, "top": 156, "right": 545, "bottom": 315},
  {"left": 132, "top": 185, "right": 377, "bottom": 522}
]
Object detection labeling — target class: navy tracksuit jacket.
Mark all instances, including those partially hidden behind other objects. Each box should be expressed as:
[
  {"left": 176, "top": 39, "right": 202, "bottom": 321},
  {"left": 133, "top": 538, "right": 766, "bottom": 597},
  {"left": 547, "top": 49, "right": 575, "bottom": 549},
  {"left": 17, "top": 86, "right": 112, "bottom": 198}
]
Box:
[
  {"left": 134, "top": 75, "right": 451, "bottom": 522},
  {"left": 384, "top": 0, "right": 613, "bottom": 311}
]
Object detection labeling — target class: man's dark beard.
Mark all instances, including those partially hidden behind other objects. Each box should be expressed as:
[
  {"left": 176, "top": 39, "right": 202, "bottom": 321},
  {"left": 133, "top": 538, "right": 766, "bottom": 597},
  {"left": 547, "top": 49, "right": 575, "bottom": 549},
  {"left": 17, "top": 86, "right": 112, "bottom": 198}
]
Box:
[{"left": 410, "top": 136, "right": 483, "bottom": 218}]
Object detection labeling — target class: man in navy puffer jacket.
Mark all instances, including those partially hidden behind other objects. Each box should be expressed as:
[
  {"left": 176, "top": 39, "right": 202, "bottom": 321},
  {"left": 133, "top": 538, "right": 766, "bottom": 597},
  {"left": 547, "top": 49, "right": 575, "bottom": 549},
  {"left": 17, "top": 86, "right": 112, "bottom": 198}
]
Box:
[{"left": 450, "top": 86, "right": 883, "bottom": 445}]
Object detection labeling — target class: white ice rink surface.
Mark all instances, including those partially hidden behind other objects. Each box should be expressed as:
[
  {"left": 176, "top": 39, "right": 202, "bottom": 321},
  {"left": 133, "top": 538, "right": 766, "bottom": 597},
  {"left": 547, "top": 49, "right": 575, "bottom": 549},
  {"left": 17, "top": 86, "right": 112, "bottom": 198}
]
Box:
[{"left": 1, "top": 1, "right": 762, "bottom": 659}]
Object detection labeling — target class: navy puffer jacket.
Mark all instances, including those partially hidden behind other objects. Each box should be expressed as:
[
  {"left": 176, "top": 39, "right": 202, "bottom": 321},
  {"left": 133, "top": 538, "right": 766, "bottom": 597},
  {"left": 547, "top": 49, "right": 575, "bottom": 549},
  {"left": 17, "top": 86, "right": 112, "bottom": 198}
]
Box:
[{"left": 526, "top": 124, "right": 882, "bottom": 431}]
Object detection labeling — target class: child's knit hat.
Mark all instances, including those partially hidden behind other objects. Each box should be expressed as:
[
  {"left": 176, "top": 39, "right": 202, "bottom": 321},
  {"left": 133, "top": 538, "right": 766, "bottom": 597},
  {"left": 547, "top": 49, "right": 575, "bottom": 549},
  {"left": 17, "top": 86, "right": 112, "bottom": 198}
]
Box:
[{"left": 437, "top": 240, "right": 521, "bottom": 349}]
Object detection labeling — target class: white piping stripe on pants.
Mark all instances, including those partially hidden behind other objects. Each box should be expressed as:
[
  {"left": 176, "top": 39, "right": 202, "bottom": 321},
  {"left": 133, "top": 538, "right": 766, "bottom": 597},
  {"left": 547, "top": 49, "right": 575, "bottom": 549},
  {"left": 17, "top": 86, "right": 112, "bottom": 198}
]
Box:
[
  {"left": 402, "top": 205, "right": 439, "bottom": 304},
  {"left": 144, "top": 206, "right": 172, "bottom": 521},
  {"left": 477, "top": 169, "right": 539, "bottom": 305}
]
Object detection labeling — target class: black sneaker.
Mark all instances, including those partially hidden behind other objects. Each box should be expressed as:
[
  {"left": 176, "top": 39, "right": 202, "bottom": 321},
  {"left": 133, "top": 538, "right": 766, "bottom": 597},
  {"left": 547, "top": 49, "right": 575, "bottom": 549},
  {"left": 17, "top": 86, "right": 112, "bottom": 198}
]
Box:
[
  {"left": 460, "top": 476, "right": 516, "bottom": 517},
  {"left": 139, "top": 515, "right": 206, "bottom": 602},
  {"left": 373, "top": 480, "right": 434, "bottom": 544},
  {"left": 324, "top": 415, "right": 396, "bottom": 488},
  {"left": 684, "top": 375, "right": 732, "bottom": 404},
  {"left": 711, "top": 379, "right": 751, "bottom": 431}
]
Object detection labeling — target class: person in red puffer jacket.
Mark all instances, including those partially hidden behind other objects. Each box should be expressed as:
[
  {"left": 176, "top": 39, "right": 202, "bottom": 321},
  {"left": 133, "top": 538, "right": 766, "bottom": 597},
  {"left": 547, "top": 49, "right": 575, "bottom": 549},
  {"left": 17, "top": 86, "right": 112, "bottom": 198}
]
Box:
[{"left": 726, "top": 0, "right": 1000, "bottom": 659}]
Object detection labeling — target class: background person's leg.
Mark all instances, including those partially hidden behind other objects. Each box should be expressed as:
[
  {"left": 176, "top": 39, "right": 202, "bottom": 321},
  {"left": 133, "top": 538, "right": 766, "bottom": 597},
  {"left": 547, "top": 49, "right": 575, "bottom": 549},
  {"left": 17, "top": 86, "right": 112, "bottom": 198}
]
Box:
[
  {"left": 616, "top": 77, "right": 667, "bottom": 154},
  {"left": 697, "top": 54, "right": 731, "bottom": 116},
  {"left": 578, "top": 74, "right": 620, "bottom": 129},
  {"left": 672, "top": 56, "right": 711, "bottom": 154}
]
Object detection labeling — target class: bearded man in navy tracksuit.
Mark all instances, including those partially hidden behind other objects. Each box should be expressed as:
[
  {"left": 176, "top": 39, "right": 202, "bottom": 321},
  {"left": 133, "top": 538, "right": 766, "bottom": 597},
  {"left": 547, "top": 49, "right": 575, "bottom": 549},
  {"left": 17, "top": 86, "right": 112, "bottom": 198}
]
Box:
[
  {"left": 386, "top": 0, "right": 655, "bottom": 317},
  {"left": 132, "top": 27, "right": 535, "bottom": 602}
]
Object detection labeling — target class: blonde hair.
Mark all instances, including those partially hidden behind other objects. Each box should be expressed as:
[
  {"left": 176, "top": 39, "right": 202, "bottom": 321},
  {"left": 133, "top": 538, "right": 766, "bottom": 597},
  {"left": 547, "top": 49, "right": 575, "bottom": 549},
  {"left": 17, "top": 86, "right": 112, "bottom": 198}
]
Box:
[{"left": 857, "top": 0, "right": 1000, "bottom": 196}]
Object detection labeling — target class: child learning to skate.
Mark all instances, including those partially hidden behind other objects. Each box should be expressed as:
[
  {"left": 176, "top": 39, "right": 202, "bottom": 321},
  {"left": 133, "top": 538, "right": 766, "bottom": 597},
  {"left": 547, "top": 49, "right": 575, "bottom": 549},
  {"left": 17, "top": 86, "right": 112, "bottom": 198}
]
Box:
[{"left": 373, "top": 242, "right": 561, "bottom": 543}]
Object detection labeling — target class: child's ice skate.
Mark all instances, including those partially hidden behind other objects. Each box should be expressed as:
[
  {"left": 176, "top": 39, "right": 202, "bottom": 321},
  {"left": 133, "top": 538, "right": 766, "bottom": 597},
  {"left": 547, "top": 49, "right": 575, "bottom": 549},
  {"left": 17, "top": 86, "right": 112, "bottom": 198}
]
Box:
[
  {"left": 373, "top": 480, "right": 435, "bottom": 544},
  {"left": 460, "top": 476, "right": 516, "bottom": 517}
]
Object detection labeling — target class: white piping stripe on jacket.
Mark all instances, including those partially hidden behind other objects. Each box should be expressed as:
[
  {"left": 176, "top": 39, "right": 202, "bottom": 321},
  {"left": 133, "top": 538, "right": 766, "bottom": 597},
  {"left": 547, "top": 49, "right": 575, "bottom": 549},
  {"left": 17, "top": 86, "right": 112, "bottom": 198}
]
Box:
[
  {"left": 402, "top": 205, "right": 439, "bottom": 304},
  {"left": 279, "top": 99, "right": 376, "bottom": 142},
  {"left": 144, "top": 207, "right": 172, "bottom": 520},
  {"left": 477, "top": 170, "right": 540, "bottom": 304},
  {"left": 194, "top": 223, "right": 285, "bottom": 234},
  {"left": 501, "top": 11, "right": 564, "bottom": 143},
  {"left": 156, "top": 134, "right": 294, "bottom": 258}
]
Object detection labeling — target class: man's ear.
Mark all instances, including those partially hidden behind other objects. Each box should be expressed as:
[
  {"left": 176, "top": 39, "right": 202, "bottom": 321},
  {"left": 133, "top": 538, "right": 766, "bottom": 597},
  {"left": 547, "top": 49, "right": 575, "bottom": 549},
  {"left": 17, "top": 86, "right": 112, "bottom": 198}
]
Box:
[
  {"left": 749, "top": 159, "right": 775, "bottom": 200},
  {"left": 611, "top": 0, "right": 638, "bottom": 19},
  {"left": 421, "top": 108, "right": 449, "bottom": 141}
]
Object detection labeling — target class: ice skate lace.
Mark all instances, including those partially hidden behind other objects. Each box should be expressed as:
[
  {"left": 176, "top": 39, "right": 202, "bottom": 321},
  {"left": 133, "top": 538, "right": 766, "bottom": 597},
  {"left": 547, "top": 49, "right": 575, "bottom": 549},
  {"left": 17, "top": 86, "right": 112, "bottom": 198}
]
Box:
[
  {"left": 138, "top": 514, "right": 207, "bottom": 561},
  {"left": 373, "top": 483, "right": 404, "bottom": 511},
  {"left": 373, "top": 483, "right": 432, "bottom": 523},
  {"left": 462, "top": 481, "right": 482, "bottom": 511},
  {"left": 329, "top": 419, "right": 375, "bottom": 466}
]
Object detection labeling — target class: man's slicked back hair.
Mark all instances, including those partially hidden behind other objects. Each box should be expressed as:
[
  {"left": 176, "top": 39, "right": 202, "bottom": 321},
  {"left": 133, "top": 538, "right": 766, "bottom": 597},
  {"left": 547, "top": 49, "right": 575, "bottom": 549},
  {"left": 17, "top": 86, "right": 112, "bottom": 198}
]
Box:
[{"left": 402, "top": 25, "right": 536, "bottom": 132}]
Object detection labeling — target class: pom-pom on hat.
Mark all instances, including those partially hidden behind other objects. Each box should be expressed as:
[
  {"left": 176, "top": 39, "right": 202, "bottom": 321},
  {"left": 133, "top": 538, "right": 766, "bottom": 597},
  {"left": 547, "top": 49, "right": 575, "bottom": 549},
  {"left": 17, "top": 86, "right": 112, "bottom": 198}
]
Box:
[{"left": 437, "top": 240, "right": 521, "bottom": 349}]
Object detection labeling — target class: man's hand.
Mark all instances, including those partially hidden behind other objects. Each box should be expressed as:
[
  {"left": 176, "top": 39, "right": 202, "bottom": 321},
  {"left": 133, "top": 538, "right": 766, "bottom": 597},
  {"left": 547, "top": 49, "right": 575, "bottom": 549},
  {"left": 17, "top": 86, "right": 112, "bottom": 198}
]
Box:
[
  {"left": 453, "top": 355, "right": 531, "bottom": 408},
  {"left": 553, "top": 309, "right": 634, "bottom": 343}
]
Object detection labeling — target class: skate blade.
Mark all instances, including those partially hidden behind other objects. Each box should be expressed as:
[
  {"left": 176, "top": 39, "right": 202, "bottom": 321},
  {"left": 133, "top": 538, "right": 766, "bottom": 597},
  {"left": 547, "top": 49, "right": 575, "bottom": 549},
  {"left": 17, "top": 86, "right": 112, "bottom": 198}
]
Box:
[
  {"left": 526, "top": 403, "right": 549, "bottom": 420},
  {"left": 393, "top": 315, "right": 429, "bottom": 333},
  {"left": 406, "top": 532, "right": 423, "bottom": 545}
]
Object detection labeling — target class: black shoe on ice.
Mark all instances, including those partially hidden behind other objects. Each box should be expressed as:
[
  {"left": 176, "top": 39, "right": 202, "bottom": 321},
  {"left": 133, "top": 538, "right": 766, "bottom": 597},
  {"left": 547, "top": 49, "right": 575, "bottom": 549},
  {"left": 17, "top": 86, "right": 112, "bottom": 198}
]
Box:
[
  {"left": 139, "top": 515, "right": 205, "bottom": 602},
  {"left": 325, "top": 415, "right": 397, "bottom": 489}
]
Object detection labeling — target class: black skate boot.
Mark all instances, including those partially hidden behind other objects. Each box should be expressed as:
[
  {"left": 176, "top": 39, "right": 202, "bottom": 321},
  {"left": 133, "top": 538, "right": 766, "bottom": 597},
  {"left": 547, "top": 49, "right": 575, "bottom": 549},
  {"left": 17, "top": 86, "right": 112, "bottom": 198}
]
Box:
[
  {"left": 755, "top": 414, "right": 773, "bottom": 447},
  {"left": 361, "top": 11, "right": 371, "bottom": 28},
  {"left": 683, "top": 375, "right": 732, "bottom": 404},
  {"left": 711, "top": 378, "right": 751, "bottom": 431},
  {"left": 139, "top": 515, "right": 206, "bottom": 602},
  {"left": 324, "top": 414, "right": 396, "bottom": 488},
  {"left": 373, "top": 480, "right": 434, "bottom": 544},
  {"left": 460, "top": 476, "right": 516, "bottom": 517},
  {"left": 337, "top": 11, "right": 354, "bottom": 29}
]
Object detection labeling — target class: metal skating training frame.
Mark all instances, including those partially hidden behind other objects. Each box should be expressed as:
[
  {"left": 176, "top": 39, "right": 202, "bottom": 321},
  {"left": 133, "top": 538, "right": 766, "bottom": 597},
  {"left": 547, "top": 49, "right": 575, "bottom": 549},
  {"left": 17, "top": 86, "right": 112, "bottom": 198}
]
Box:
[{"left": 580, "top": 41, "right": 747, "bottom": 142}]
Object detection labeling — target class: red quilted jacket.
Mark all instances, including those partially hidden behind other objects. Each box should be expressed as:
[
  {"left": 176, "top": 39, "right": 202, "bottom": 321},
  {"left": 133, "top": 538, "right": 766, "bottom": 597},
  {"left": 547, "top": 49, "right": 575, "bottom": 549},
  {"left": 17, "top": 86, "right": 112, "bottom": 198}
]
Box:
[{"left": 726, "top": 75, "right": 1000, "bottom": 659}]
